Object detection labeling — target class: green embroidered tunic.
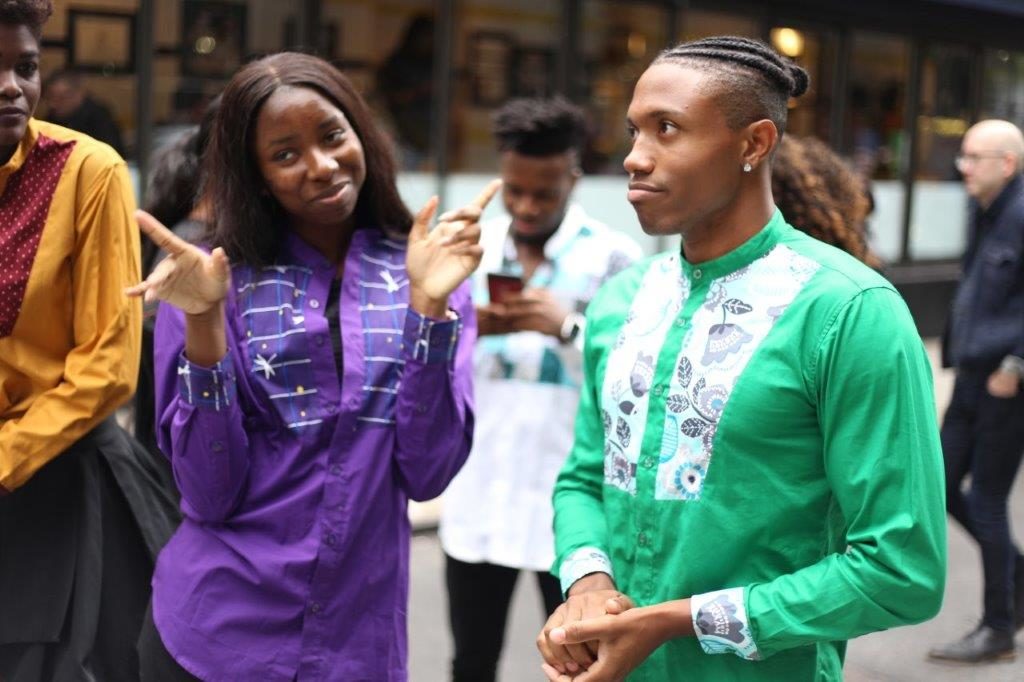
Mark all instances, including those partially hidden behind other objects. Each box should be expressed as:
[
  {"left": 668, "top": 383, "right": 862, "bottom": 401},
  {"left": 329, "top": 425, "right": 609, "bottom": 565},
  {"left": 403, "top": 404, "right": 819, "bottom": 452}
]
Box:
[{"left": 554, "top": 211, "right": 946, "bottom": 681}]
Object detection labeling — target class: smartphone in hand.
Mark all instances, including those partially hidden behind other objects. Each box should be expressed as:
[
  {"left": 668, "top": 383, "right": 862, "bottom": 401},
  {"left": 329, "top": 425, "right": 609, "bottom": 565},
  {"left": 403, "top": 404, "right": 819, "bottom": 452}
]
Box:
[{"left": 487, "top": 273, "right": 524, "bottom": 304}]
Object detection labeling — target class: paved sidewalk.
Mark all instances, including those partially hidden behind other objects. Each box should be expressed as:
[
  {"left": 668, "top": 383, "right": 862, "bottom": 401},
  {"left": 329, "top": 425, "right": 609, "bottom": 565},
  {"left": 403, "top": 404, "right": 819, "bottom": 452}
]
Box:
[{"left": 409, "top": 340, "right": 1024, "bottom": 680}]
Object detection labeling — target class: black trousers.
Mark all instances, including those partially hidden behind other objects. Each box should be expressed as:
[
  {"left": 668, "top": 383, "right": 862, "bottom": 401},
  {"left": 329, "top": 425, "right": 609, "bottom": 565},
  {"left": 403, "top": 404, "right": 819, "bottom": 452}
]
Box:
[
  {"left": 445, "top": 554, "right": 563, "bottom": 682},
  {"left": 0, "top": 420, "right": 177, "bottom": 682},
  {"left": 942, "top": 368, "right": 1024, "bottom": 631}
]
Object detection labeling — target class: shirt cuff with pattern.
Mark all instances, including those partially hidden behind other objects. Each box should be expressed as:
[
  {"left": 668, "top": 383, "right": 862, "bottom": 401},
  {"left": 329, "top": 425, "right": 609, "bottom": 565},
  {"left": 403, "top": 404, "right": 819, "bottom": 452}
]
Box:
[
  {"left": 404, "top": 308, "right": 461, "bottom": 364},
  {"left": 177, "top": 351, "right": 236, "bottom": 411},
  {"left": 690, "top": 587, "right": 761, "bottom": 661},
  {"left": 558, "top": 546, "right": 615, "bottom": 597}
]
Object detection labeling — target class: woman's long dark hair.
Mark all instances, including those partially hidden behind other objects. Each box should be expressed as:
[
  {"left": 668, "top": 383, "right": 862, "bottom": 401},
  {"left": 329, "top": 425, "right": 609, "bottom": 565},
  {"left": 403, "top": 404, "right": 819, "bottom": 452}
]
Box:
[{"left": 204, "top": 52, "right": 412, "bottom": 266}]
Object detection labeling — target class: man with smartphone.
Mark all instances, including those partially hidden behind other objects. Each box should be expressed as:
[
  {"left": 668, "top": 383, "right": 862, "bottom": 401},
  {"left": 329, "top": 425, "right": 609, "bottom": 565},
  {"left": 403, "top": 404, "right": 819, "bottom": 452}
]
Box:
[{"left": 438, "top": 97, "right": 643, "bottom": 682}]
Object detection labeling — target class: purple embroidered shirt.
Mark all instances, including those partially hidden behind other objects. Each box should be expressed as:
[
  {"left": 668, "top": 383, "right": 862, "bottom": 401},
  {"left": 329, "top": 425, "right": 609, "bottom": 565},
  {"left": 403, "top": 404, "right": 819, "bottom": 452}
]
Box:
[{"left": 151, "top": 228, "right": 475, "bottom": 681}]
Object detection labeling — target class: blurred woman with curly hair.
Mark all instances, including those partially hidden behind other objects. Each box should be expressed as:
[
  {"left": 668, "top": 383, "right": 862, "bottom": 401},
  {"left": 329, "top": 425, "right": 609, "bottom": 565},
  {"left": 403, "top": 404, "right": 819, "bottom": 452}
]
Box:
[{"left": 771, "top": 134, "right": 882, "bottom": 269}]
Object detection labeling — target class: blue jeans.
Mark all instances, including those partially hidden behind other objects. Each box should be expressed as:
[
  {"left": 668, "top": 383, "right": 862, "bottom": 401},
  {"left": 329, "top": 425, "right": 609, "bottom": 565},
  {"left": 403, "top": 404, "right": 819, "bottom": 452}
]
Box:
[{"left": 942, "top": 368, "right": 1024, "bottom": 631}]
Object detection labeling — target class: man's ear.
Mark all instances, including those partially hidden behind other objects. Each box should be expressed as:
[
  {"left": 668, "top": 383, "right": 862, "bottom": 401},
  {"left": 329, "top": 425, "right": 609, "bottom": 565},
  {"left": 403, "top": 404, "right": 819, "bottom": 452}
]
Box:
[
  {"left": 1004, "top": 152, "right": 1019, "bottom": 181},
  {"left": 569, "top": 165, "right": 582, "bottom": 191},
  {"left": 742, "top": 119, "right": 779, "bottom": 172}
]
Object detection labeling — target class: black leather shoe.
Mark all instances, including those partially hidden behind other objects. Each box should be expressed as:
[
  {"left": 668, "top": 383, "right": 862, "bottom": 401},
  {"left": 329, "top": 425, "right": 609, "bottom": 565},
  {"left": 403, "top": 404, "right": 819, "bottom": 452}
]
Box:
[{"left": 928, "top": 625, "right": 1016, "bottom": 664}]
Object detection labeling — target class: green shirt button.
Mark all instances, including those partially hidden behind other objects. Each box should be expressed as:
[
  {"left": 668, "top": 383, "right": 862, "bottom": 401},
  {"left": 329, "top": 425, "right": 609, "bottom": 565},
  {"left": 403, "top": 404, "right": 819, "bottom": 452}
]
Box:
[
  {"left": 675, "top": 318, "right": 685, "bottom": 327},
  {"left": 637, "top": 531, "right": 648, "bottom": 547},
  {"left": 693, "top": 269, "right": 702, "bottom": 279},
  {"left": 653, "top": 385, "right": 664, "bottom": 397},
  {"left": 642, "top": 456, "right": 655, "bottom": 468}
]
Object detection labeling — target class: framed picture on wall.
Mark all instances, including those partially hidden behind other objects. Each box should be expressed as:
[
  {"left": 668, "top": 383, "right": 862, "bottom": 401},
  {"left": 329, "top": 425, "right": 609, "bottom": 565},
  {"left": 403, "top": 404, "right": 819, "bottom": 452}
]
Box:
[
  {"left": 513, "top": 46, "right": 555, "bottom": 98},
  {"left": 67, "top": 10, "right": 135, "bottom": 74},
  {"left": 181, "top": 0, "right": 247, "bottom": 79},
  {"left": 282, "top": 17, "right": 340, "bottom": 60},
  {"left": 469, "top": 31, "right": 513, "bottom": 107}
]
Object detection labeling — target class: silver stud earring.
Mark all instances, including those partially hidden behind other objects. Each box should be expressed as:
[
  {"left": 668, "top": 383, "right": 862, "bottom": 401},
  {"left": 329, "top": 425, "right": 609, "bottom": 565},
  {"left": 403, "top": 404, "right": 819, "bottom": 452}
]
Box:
[{"left": 743, "top": 162, "right": 753, "bottom": 173}]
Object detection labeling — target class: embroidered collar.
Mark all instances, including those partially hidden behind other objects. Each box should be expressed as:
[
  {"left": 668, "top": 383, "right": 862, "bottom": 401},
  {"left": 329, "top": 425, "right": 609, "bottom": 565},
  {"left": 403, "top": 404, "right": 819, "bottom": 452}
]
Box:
[{"left": 678, "top": 208, "right": 786, "bottom": 282}]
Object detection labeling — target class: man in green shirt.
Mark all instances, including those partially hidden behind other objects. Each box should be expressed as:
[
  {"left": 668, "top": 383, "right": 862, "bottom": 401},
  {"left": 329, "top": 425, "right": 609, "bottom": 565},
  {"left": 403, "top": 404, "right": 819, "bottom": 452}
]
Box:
[{"left": 537, "top": 36, "right": 946, "bottom": 682}]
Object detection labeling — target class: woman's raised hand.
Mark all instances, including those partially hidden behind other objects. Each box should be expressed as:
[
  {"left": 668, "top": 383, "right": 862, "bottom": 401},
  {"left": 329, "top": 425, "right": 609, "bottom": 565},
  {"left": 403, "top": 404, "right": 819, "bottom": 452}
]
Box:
[
  {"left": 406, "top": 179, "right": 501, "bottom": 318},
  {"left": 125, "top": 210, "right": 231, "bottom": 315}
]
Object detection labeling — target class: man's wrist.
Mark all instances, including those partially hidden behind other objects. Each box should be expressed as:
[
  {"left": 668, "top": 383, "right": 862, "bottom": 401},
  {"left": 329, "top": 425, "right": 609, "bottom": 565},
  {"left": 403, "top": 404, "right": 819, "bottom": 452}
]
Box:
[
  {"left": 567, "top": 571, "right": 616, "bottom": 597},
  {"left": 642, "top": 599, "right": 694, "bottom": 641}
]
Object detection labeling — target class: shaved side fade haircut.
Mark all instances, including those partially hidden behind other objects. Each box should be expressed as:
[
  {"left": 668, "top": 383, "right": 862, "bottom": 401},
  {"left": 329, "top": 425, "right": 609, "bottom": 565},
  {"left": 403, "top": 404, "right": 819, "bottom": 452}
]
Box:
[{"left": 655, "top": 36, "right": 810, "bottom": 138}]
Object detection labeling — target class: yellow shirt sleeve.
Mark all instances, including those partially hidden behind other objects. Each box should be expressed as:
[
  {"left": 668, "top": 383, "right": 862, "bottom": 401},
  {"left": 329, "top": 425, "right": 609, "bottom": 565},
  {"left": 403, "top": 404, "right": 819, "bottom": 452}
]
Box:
[{"left": 0, "top": 155, "right": 141, "bottom": 491}]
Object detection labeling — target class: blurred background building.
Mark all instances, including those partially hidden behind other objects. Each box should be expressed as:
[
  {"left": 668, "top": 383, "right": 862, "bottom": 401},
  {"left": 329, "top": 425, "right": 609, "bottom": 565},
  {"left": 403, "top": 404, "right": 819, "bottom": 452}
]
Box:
[{"left": 38, "top": 0, "right": 1024, "bottom": 333}]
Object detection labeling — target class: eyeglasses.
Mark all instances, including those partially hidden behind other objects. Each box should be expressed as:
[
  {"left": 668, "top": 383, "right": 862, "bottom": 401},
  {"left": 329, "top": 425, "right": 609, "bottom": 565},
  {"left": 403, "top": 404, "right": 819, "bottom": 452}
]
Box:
[{"left": 955, "top": 152, "right": 1009, "bottom": 170}]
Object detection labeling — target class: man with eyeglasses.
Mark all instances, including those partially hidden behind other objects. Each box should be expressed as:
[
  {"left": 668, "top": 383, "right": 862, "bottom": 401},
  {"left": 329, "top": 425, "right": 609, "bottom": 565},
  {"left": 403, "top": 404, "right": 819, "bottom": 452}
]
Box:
[{"left": 930, "top": 119, "right": 1024, "bottom": 664}]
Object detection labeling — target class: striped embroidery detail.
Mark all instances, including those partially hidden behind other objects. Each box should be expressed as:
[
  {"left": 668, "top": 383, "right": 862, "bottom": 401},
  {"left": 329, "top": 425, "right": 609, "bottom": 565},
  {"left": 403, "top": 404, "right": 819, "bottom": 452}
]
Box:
[
  {"left": 177, "top": 356, "right": 234, "bottom": 411},
  {"left": 361, "top": 253, "right": 404, "bottom": 269},
  {"left": 237, "top": 264, "right": 317, "bottom": 429},
  {"left": 358, "top": 237, "right": 409, "bottom": 423}
]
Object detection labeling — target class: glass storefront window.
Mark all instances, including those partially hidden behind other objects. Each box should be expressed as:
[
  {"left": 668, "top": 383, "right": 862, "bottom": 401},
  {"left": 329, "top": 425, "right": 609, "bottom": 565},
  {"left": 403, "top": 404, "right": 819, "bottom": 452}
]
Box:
[
  {"left": 322, "top": 0, "right": 437, "bottom": 174},
  {"left": 580, "top": 0, "right": 669, "bottom": 175},
  {"left": 908, "top": 44, "right": 972, "bottom": 260},
  {"left": 150, "top": 1, "right": 298, "bottom": 157},
  {"left": 446, "top": 0, "right": 561, "bottom": 174},
  {"left": 845, "top": 32, "right": 910, "bottom": 262},
  {"left": 982, "top": 48, "right": 1024, "bottom": 129},
  {"left": 679, "top": 9, "right": 760, "bottom": 43},
  {"left": 845, "top": 33, "right": 910, "bottom": 181},
  {"left": 769, "top": 26, "right": 836, "bottom": 143}
]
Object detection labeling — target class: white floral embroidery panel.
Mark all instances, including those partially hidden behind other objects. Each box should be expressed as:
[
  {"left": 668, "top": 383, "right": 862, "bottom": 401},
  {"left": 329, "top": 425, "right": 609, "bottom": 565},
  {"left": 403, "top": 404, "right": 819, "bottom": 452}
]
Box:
[
  {"left": 656, "top": 244, "right": 820, "bottom": 500},
  {"left": 601, "top": 253, "right": 690, "bottom": 495}
]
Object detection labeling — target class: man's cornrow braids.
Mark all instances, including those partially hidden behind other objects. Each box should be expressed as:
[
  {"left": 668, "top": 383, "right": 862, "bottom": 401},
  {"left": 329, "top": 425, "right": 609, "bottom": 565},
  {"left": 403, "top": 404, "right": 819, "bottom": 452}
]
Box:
[{"left": 658, "top": 36, "right": 809, "bottom": 99}]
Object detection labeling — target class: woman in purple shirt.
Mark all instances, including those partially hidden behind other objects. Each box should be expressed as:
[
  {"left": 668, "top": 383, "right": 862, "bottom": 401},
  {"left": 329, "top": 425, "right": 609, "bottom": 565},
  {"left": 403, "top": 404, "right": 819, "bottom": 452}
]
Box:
[{"left": 128, "top": 52, "right": 499, "bottom": 681}]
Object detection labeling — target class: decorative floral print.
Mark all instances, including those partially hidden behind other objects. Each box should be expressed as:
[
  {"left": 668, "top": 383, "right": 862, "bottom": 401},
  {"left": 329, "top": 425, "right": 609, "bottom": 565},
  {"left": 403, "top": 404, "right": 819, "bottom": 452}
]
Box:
[
  {"left": 656, "top": 245, "right": 820, "bottom": 501},
  {"left": 601, "top": 254, "right": 688, "bottom": 494},
  {"left": 691, "top": 587, "right": 761, "bottom": 660},
  {"left": 629, "top": 351, "right": 655, "bottom": 397}
]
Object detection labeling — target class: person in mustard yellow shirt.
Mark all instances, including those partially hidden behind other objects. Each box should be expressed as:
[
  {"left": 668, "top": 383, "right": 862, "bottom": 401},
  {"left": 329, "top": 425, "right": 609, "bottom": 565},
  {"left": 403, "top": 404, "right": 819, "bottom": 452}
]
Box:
[{"left": 0, "top": 2, "right": 178, "bottom": 680}]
